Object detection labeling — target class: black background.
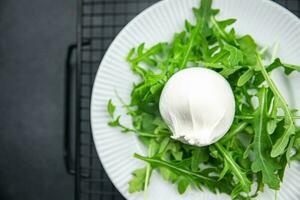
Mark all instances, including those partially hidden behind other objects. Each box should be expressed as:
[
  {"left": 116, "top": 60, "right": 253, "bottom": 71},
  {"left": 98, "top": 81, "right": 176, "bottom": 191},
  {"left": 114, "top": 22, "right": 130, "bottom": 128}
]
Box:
[{"left": 0, "top": 0, "right": 75, "bottom": 199}]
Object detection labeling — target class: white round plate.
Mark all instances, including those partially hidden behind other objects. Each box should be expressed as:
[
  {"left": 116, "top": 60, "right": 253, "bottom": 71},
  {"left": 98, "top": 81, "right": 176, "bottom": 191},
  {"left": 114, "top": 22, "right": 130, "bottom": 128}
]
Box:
[{"left": 91, "top": 0, "right": 300, "bottom": 199}]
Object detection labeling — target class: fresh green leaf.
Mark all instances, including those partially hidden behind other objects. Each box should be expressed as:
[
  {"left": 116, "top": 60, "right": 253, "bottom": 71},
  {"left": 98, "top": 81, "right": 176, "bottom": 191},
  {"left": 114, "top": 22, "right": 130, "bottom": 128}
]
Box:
[
  {"left": 179, "top": 20, "right": 202, "bottom": 68},
  {"left": 267, "top": 120, "right": 277, "bottom": 135},
  {"left": 199, "top": 61, "right": 226, "bottom": 69},
  {"left": 191, "top": 148, "right": 209, "bottom": 172},
  {"left": 158, "top": 137, "right": 170, "bottom": 154},
  {"left": 284, "top": 63, "right": 300, "bottom": 74},
  {"left": 257, "top": 56, "right": 296, "bottom": 158},
  {"left": 237, "top": 69, "right": 254, "bottom": 87},
  {"left": 218, "top": 19, "right": 236, "bottom": 28},
  {"left": 134, "top": 154, "right": 217, "bottom": 183},
  {"left": 238, "top": 35, "right": 257, "bottom": 66},
  {"left": 130, "top": 43, "right": 166, "bottom": 64},
  {"left": 271, "top": 125, "right": 295, "bottom": 158},
  {"left": 108, "top": 116, "right": 121, "bottom": 127},
  {"left": 172, "top": 151, "right": 183, "bottom": 161},
  {"left": 107, "top": 99, "right": 116, "bottom": 118},
  {"left": 218, "top": 158, "right": 229, "bottom": 180},
  {"left": 128, "top": 168, "right": 147, "bottom": 193},
  {"left": 286, "top": 136, "right": 295, "bottom": 162},
  {"left": 243, "top": 144, "right": 252, "bottom": 159},
  {"left": 219, "top": 66, "right": 242, "bottom": 77},
  {"left": 224, "top": 45, "right": 244, "bottom": 66},
  {"left": 149, "top": 139, "right": 160, "bottom": 157},
  {"left": 220, "top": 122, "right": 248, "bottom": 143},
  {"left": 177, "top": 177, "right": 190, "bottom": 194},
  {"left": 159, "top": 167, "right": 178, "bottom": 182},
  {"left": 251, "top": 88, "right": 281, "bottom": 189},
  {"left": 215, "top": 143, "right": 251, "bottom": 193},
  {"left": 127, "top": 48, "right": 135, "bottom": 61},
  {"left": 267, "top": 58, "right": 300, "bottom": 75}
]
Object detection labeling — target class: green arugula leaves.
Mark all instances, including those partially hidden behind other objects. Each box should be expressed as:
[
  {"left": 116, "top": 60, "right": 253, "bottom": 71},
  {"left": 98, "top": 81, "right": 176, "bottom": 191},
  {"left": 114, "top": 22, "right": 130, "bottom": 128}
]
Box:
[
  {"left": 251, "top": 88, "right": 281, "bottom": 189},
  {"left": 128, "top": 168, "right": 147, "bottom": 193},
  {"left": 215, "top": 143, "right": 251, "bottom": 198},
  {"left": 106, "top": 0, "right": 300, "bottom": 199}
]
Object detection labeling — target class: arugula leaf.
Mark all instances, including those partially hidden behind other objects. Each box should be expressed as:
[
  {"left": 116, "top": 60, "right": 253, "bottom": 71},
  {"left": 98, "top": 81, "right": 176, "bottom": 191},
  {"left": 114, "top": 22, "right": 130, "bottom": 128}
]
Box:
[
  {"left": 215, "top": 143, "right": 251, "bottom": 195},
  {"left": 237, "top": 69, "right": 254, "bottom": 87},
  {"left": 129, "top": 168, "right": 147, "bottom": 193},
  {"left": 224, "top": 45, "right": 244, "bottom": 66},
  {"left": 191, "top": 148, "right": 209, "bottom": 172},
  {"left": 238, "top": 35, "right": 257, "bottom": 66},
  {"left": 158, "top": 137, "right": 170, "bottom": 154},
  {"left": 286, "top": 136, "right": 295, "bottom": 162},
  {"left": 251, "top": 88, "right": 281, "bottom": 189},
  {"left": 284, "top": 63, "right": 300, "bottom": 74},
  {"left": 220, "top": 122, "right": 248, "bottom": 143},
  {"left": 177, "top": 177, "right": 190, "bottom": 194},
  {"left": 292, "top": 132, "right": 300, "bottom": 161},
  {"left": 107, "top": 99, "right": 116, "bottom": 118},
  {"left": 257, "top": 56, "right": 296, "bottom": 158},
  {"left": 267, "top": 120, "right": 277, "bottom": 135},
  {"left": 179, "top": 19, "right": 202, "bottom": 68},
  {"left": 267, "top": 58, "right": 300, "bottom": 75},
  {"left": 210, "top": 16, "right": 235, "bottom": 44},
  {"left": 108, "top": 116, "right": 121, "bottom": 127},
  {"left": 159, "top": 167, "right": 178, "bottom": 182},
  {"left": 134, "top": 154, "right": 217, "bottom": 183},
  {"left": 218, "top": 158, "right": 229, "bottom": 180},
  {"left": 219, "top": 66, "right": 242, "bottom": 78},
  {"left": 198, "top": 0, "right": 212, "bottom": 19},
  {"left": 130, "top": 43, "right": 166, "bottom": 65},
  {"left": 272, "top": 125, "right": 295, "bottom": 158}
]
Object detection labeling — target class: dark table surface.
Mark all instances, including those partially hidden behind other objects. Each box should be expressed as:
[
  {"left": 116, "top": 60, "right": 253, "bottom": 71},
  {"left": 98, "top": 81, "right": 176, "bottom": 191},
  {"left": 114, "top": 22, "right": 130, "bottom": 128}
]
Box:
[{"left": 0, "top": 0, "right": 76, "bottom": 199}]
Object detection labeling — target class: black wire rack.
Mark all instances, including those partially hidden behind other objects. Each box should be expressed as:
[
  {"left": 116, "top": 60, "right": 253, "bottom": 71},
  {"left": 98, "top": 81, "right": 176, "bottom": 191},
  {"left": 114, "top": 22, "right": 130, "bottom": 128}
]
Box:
[{"left": 64, "top": 0, "right": 300, "bottom": 200}]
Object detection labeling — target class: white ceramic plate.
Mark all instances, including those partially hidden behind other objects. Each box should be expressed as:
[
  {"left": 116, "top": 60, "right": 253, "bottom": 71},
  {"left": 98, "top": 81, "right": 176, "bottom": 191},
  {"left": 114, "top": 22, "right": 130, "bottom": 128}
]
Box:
[{"left": 91, "top": 0, "right": 300, "bottom": 199}]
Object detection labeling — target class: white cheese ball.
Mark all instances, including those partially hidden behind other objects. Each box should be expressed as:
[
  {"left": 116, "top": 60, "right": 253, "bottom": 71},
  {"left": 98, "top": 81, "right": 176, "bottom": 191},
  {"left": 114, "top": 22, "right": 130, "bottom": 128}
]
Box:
[{"left": 159, "top": 67, "right": 235, "bottom": 147}]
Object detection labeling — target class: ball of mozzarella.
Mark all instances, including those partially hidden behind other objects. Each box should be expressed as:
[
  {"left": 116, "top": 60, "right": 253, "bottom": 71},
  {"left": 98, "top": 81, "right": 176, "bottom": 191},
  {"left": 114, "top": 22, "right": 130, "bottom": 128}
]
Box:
[{"left": 159, "top": 67, "right": 235, "bottom": 147}]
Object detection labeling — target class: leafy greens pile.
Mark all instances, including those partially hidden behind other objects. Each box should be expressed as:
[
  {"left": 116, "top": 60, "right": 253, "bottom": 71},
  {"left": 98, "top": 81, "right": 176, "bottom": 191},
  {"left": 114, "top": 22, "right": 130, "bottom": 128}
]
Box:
[{"left": 107, "top": 0, "right": 300, "bottom": 199}]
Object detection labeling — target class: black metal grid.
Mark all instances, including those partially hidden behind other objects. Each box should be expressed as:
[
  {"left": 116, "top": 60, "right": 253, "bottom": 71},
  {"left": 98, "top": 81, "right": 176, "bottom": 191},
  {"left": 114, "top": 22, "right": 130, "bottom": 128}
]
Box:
[
  {"left": 74, "top": 0, "right": 300, "bottom": 200},
  {"left": 75, "top": 1, "right": 159, "bottom": 200}
]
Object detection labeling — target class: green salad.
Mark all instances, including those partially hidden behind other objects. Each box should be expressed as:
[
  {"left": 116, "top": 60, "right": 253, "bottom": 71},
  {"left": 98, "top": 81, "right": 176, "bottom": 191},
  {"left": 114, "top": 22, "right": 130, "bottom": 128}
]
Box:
[{"left": 106, "top": 0, "right": 300, "bottom": 199}]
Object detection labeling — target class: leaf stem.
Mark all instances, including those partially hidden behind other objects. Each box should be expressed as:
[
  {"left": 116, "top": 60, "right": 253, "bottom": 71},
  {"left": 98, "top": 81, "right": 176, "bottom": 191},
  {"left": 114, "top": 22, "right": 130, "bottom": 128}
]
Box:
[
  {"left": 210, "top": 16, "right": 227, "bottom": 39},
  {"left": 120, "top": 125, "right": 167, "bottom": 138},
  {"left": 215, "top": 143, "right": 250, "bottom": 192},
  {"left": 235, "top": 115, "right": 300, "bottom": 120},
  {"left": 220, "top": 122, "right": 248, "bottom": 143},
  {"left": 134, "top": 154, "right": 216, "bottom": 183},
  {"left": 180, "top": 20, "right": 202, "bottom": 67},
  {"left": 257, "top": 55, "right": 294, "bottom": 125},
  {"left": 143, "top": 164, "right": 151, "bottom": 200}
]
